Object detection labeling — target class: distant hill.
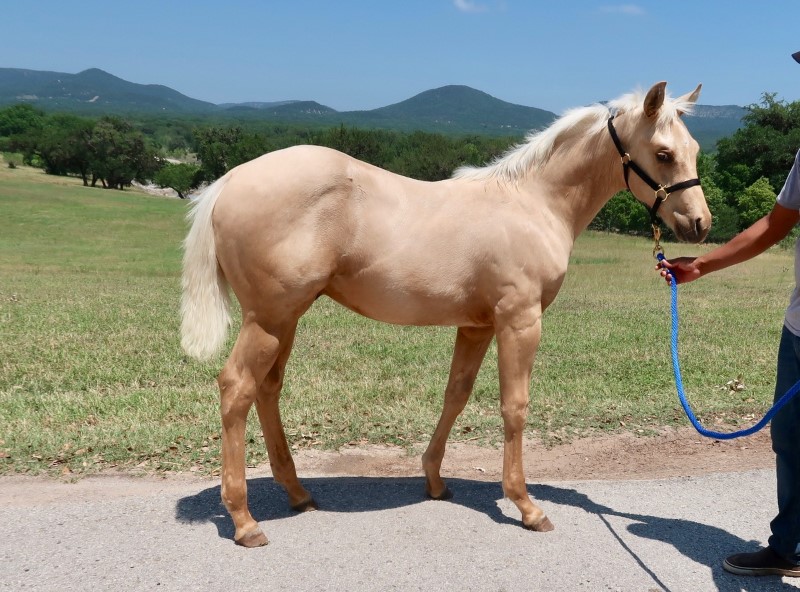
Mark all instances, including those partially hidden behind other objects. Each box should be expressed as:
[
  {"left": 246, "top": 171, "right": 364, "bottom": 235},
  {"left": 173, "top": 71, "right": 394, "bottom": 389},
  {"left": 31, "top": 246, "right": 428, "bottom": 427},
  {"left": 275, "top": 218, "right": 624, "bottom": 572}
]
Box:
[
  {"left": 0, "top": 67, "right": 745, "bottom": 146},
  {"left": 217, "top": 100, "right": 300, "bottom": 110},
  {"left": 225, "top": 100, "right": 338, "bottom": 118},
  {"left": 0, "top": 68, "right": 215, "bottom": 113},
  {"left": 683, "top": 104, "right": 748, "bottom": 150},
  {"left": 219, "top": 100, "right": 338, "bottom": 116},
  {"left": 212, "top": 86, "right": 557, "bottom": 135},
  {"left": 346, "top": 85, "right": 557, "bottom": 135}
]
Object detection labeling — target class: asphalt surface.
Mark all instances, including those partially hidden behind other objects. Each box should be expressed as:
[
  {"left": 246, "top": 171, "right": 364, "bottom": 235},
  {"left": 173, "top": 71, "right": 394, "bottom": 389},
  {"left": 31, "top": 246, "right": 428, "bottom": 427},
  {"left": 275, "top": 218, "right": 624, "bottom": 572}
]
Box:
[{"left": 3, "top": 469, "right": 800, "bottom": 592}]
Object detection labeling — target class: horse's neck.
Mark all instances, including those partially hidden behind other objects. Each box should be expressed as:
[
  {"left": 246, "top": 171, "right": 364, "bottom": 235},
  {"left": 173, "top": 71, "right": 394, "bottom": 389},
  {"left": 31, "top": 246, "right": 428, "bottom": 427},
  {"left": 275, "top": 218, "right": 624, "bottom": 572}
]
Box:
[{"left": 528, "top": 134, "right": 623, "bottom": 238}]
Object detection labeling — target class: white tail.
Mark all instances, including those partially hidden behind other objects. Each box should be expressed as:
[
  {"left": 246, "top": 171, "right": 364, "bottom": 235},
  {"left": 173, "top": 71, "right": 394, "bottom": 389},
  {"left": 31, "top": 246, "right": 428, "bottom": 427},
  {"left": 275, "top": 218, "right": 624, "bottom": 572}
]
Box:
[{"left": 180, "top": 176, "right": 232, "bottom": 360}]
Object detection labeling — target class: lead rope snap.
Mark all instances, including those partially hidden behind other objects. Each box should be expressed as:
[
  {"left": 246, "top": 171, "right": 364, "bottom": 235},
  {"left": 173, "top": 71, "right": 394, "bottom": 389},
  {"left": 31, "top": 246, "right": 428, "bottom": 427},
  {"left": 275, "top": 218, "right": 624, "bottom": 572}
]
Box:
[{"left": 652, "top": 224, "right": 663, "bottom": 259}]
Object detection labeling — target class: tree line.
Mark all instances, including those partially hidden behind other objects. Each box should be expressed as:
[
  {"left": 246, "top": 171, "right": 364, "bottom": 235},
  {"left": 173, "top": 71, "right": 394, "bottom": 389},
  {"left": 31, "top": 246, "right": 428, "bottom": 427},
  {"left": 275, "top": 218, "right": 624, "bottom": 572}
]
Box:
[
  {"left": 0, "top": 104, "right": 513, "bottom": 198},
  {"left": 2, "top": 95, "right": 798, "bottom": 242}
]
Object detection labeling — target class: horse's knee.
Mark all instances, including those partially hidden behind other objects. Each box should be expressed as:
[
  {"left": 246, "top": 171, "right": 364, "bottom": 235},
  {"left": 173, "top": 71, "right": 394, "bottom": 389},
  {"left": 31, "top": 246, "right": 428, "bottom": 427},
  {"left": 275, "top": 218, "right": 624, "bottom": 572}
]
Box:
[
  {"left": 500, "top": 399, "right": 529, "bottom": 421},
  {"left": 500, "top": 400, "right": 529, "bottom": 436}
]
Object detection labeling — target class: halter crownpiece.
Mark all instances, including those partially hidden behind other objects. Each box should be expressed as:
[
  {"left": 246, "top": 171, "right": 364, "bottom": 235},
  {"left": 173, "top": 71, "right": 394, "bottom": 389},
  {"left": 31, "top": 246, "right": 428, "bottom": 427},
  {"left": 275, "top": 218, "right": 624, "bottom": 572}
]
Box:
[{"left": 606, "top": 115, "right": 702, "bottom": 226}]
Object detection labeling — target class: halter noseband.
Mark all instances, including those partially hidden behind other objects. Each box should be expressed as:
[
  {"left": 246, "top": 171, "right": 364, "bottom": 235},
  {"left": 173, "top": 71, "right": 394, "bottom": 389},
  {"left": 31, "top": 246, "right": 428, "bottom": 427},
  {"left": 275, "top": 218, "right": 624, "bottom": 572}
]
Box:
[{"left": 606, "top": 115, "right": 701, "bottom": 226}]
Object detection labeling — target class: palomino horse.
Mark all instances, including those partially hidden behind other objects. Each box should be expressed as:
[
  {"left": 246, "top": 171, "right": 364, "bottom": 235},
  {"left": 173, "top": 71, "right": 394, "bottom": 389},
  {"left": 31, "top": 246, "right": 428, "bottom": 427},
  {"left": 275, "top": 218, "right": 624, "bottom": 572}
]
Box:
[{"left": 181, "top": 81, "right": 711, "bottom": 546}]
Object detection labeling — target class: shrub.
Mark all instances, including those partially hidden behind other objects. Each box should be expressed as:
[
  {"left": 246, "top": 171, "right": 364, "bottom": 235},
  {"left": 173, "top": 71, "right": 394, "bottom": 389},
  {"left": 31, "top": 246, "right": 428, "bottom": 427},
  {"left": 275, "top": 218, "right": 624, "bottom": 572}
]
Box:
[{"left": 737, "top": 177, "right": 776, "bottom": 228}]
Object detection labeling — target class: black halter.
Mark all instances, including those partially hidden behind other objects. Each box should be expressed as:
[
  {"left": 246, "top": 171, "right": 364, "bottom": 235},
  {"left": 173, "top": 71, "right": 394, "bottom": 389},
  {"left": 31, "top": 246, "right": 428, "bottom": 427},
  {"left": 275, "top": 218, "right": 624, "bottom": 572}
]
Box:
[{"left": 606, "top": 115, "right": 702, "bottom": 226}]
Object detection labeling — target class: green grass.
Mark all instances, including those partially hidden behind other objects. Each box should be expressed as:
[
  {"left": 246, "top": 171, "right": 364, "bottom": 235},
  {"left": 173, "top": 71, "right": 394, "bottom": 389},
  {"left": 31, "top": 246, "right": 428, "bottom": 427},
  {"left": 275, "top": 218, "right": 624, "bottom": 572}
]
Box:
[{"left": 0, "top": 162, "right": 794, "bottom": 476}]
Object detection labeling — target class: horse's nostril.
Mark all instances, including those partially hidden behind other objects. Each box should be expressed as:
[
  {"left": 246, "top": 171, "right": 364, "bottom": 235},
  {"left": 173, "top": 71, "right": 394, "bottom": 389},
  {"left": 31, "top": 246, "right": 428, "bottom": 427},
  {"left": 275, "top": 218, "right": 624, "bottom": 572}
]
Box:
[{"left": 694, "top": 217, "right": 709, "bottom": 239}]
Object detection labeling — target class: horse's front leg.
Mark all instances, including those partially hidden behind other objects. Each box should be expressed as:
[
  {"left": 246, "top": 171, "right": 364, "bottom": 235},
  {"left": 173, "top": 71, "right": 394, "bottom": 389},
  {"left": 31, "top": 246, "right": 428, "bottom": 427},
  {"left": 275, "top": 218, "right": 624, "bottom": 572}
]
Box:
[
  {"left": 423, "top": 326, "right": 494, "bottom": 499},
  {"left": 496, "top": 314, "right": 554, "bottom": 532}
]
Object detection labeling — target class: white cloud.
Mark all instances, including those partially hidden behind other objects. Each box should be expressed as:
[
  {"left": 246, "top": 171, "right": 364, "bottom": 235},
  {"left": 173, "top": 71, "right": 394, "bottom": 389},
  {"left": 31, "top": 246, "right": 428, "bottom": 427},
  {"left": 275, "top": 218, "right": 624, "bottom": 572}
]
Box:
[
  {"left": 599, "top": 5, "right": 646, "bottom": 16},
  {"left": 454, "top": 0, "right": 489, "bottom": 13}
]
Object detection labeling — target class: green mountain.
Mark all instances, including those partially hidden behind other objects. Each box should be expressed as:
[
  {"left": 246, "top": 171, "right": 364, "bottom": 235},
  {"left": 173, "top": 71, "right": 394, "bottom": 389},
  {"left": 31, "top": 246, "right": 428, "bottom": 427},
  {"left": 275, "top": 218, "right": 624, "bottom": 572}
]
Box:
[
  {"left": 344, "top": 85, "right": 557, "bottom": 135},
  {"left": 0, "top": 67, "right": 215, "bottom": 113},
  {"left": 221, "top": 100, "right": 339, "bottom": 122},
  {"left": 0, "top": 67, "right": 745, "bottom": 145},
  {"left": 684, "top": 104, "right": 748, "bottom": 151},
  {"left": 211, "top": 85, "right": 557, "bottom": 135}
]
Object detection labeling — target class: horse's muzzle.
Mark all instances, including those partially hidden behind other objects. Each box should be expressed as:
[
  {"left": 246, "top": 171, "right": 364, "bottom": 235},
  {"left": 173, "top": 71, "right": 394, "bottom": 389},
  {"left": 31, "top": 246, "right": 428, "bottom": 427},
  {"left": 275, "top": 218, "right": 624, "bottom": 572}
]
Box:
[{"left": 672, "top": 213, "right": 711, "bottom": 243}]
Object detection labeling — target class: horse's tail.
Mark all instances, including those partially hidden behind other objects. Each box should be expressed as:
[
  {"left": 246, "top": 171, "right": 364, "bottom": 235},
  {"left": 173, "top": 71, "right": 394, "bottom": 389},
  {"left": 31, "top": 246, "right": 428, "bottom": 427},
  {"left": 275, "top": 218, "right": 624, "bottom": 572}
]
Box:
[{"left": 180, "top": 175, "right": 232, "bottom": 361}]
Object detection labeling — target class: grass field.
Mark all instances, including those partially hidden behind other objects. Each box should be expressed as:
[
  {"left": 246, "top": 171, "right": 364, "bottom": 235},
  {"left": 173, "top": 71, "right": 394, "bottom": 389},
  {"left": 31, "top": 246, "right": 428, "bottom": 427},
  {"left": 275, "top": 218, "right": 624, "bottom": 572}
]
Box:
[{"left": 0, "top": 161, "right": 794, "bottom": 477}]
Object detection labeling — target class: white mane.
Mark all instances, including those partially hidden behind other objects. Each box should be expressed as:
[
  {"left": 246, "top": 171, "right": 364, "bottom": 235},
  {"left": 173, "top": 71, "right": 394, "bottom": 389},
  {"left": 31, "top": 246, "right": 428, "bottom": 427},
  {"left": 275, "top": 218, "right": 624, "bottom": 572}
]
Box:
[{"left": 452, "top": 88, "right": 695, "bottom": 183}]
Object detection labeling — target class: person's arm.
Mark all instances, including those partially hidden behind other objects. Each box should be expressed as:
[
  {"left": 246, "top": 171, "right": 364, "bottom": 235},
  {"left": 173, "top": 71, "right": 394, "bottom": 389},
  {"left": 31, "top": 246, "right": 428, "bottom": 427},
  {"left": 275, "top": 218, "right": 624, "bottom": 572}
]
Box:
[{"left": 659, "top": 203, "right": 800, "bottom": 284}]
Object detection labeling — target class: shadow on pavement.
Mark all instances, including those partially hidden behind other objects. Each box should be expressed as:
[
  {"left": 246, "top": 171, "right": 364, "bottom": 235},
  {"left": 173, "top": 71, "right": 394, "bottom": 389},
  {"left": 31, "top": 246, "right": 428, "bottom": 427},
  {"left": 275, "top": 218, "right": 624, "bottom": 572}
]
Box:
[
  {"left": 175, "top": 475, "right": 515, "bottom": 539},
  {"left": 176, "top": 476, "right": 792, "bottom": 591},
  {"left": 533, "top": 484, "right": 791, "bottom": 592}
]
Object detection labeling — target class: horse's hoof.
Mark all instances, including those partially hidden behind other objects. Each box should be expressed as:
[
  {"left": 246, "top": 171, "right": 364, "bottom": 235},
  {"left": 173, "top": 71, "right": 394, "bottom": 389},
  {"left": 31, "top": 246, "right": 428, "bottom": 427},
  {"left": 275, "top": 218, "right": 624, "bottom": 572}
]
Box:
[
  {"left": 291, "top": 497, "right": 318, "bottom": 512},
  {"left": 235, "top": 528, "right": 269, "bottom": 548},
  {"left": 525, "top": 515, "right": 555, "bottom": 532},
  {"left": 426, "top": 486, "right": 453, "bottom": 501}
]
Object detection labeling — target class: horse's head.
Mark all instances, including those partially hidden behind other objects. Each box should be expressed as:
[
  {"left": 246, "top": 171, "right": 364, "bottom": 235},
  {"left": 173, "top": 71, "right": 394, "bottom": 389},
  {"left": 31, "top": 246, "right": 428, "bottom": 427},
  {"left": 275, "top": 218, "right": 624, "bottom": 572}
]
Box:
[{"left": 610, "top": 81, "right": 711, "bottom": 243}]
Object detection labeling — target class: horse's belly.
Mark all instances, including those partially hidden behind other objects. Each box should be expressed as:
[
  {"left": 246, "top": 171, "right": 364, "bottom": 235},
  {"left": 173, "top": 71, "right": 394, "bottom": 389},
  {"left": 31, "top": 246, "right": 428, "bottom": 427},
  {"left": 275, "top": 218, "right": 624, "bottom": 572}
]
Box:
[{"left": 323, "top": 277, "right": 489, "bottom": 328}]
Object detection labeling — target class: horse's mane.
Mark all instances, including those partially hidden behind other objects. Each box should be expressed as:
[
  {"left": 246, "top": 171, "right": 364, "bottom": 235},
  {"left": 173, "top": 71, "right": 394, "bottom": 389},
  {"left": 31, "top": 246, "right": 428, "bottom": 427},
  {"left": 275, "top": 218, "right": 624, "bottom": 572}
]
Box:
[{"left": 452, "top": 88, "right": 696, "bottom": 183}]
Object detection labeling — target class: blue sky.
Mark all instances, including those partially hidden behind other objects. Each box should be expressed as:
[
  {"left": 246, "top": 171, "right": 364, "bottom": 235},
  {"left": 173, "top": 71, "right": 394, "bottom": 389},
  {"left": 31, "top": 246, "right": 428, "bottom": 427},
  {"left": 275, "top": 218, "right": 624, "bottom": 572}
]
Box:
[{"left": 4, "top": 1, "right": 800, "bottom": 114}]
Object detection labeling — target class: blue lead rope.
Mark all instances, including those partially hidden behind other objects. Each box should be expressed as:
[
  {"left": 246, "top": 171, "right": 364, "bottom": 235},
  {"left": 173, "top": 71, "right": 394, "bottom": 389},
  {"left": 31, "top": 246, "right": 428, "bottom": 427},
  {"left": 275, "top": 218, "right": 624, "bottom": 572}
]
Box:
[{"left": 657, "top": 252, "right": 800, "bottom": 439}]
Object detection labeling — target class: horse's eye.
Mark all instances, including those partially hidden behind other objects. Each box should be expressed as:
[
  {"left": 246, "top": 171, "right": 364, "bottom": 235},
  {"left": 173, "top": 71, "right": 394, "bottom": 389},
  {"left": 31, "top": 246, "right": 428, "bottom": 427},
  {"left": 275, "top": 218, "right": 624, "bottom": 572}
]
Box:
[{"left": 656, "top": 151, "right": 673, "bottom": 163}]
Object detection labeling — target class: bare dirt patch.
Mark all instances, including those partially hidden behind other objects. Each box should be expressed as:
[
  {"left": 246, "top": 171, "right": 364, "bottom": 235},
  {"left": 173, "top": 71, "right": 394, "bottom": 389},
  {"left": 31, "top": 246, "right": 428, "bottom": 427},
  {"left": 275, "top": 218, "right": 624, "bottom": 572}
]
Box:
[
  {"left": 0, "top": 428, "right": 774, "bottom": 506},
  {"left": 292, "top": 427, "right": 774, "bottom": 482}
]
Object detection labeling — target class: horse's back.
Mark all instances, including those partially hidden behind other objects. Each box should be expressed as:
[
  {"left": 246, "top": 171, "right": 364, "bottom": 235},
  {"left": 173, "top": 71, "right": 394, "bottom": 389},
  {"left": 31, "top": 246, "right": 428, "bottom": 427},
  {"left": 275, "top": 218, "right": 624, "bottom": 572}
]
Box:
[
  {"left": 214, "top": 144, "right": 418, "bottom": 214},
  {"left": 219, "top": 145, "right": 355, "bottom": 203}
]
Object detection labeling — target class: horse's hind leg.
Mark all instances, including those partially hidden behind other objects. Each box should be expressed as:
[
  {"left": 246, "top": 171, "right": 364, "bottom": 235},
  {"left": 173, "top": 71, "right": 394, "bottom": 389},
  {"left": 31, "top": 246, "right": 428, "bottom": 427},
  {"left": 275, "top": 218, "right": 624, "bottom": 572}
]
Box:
[
  {"left": 423, "top": 326, "right": 493, "bottom": 499},
  {"left": 218, "top": 319, "right": 285, "bottom": 547},
  {"left": 254, "top": 322, "right": 317, "bottom": 512}
]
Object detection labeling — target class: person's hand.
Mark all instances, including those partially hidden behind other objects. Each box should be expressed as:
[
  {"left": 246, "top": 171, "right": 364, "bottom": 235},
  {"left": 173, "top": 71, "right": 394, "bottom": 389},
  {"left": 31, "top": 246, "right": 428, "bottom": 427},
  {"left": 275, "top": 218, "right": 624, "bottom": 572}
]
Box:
[{"left": 656, "top": 256, "right": 701, "bottom": 285}]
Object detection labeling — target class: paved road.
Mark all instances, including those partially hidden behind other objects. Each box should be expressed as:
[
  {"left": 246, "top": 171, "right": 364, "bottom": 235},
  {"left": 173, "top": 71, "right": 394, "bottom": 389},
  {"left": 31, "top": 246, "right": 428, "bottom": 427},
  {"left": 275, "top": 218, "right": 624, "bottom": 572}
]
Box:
[{"left": 2, "top": 469, "right": 799, "bottom": 592}]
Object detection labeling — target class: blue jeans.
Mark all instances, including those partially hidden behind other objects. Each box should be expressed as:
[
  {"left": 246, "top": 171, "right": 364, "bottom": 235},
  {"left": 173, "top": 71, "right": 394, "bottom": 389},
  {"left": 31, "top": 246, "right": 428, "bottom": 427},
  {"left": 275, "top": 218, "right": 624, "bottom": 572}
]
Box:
[{"left": 769, "top": 325, "right": 800, "bottom": 564}]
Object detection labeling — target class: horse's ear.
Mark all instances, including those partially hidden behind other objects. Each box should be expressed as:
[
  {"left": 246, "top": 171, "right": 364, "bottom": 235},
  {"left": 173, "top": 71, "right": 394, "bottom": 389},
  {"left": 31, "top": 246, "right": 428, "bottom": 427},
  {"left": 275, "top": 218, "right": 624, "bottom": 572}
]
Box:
[
  {"left": 644, "top": 81, "right": 667, "bottom": 118},
  {"left": 676, "top": 84, "right": 703, "bottom": 116}
]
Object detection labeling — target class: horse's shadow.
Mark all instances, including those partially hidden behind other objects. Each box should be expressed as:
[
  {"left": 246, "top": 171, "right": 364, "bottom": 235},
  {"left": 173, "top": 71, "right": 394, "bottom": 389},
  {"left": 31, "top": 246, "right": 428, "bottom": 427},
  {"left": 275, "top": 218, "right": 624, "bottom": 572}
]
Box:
[
  {"left": 176, "top": 476, "right": 791, "bottom": 592},
  {"left": 175, "top": 475, "right": 519, "bottom": 538}
]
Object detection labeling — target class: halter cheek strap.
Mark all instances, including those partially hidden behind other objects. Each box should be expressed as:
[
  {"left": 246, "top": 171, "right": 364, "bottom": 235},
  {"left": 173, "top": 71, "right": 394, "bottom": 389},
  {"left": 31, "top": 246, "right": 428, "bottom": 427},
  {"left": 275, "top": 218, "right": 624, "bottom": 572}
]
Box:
[{"left": 606, "top": 116, "right": 702, "bottom": 225}]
